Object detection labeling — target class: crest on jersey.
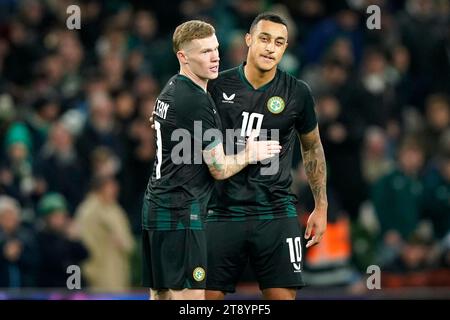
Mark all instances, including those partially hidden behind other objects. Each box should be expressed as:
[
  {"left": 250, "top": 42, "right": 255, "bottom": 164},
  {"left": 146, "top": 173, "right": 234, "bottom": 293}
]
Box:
[
  {"left": 193, "top": 267, "right": 206, "bottom": 282},
  {"left": 267, "top": 96, "right": 285, "bottom": 114}
]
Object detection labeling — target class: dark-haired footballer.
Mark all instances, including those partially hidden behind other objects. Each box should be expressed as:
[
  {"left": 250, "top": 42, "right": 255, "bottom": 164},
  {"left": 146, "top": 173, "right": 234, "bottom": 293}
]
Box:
[{"left": 205, "top": 13, "right": 328, "bottom": 300}]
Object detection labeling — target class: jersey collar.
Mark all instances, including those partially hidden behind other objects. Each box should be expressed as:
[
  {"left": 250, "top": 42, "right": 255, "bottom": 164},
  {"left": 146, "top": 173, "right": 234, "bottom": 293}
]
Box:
[
  {"left": 177, "top": 74, "right": 207, "bottom": 94},
  {"left": 238, "top": 62, "right": 278, "bottom": 92}
]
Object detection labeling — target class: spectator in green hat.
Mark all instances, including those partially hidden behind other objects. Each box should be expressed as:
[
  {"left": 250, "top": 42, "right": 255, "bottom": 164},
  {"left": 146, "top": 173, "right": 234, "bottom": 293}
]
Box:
[
  {"left": 0, "top": 122, "right": 39, "bottom": 205},
  {"left": 38, "top": 192, "right": 68, "bottom": 227},
  {"left": 36, "top": 192, "right": 88, "bottom": 288},
  {"left": 4, "top": 122, "right": 32, "bottom": 159}
]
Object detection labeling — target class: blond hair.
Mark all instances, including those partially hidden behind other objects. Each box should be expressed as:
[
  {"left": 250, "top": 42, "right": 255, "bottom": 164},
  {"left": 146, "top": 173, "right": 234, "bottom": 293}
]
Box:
[{"left": 172, "top": 20, "right": 215, "bottom": 53}]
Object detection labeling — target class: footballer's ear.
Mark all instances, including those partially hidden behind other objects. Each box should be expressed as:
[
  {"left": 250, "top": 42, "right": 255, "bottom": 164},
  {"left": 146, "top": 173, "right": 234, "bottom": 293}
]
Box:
[
  {"left": 177, "top": 50, "right": 188, "bottom": 64},
  {"left": 245, "top": 33, "right": 252, "bottom": 47}
]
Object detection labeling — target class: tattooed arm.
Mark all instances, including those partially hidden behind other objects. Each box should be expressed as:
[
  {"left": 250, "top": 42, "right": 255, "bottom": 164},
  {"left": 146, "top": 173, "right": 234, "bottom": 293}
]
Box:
[
  {"left": 299, "top": 125, "right": 328, "bottom": 248},
  {"left": 203, "top": 131, "right": 281, "bottom": 180}
]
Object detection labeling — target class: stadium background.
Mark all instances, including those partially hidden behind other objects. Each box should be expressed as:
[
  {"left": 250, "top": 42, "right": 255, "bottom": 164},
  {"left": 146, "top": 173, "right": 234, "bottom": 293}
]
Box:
[{"left": 0, "top": 0, "right": 448, "bottom": 299}]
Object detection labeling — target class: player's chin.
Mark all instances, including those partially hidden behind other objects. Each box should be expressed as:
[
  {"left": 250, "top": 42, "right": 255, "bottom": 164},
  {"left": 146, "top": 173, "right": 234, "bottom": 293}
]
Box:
[
  {"left": 260, "top": 55, "right": 277, "bottom": 65},
  {"left": 207, "top": 70, "right": 219, "bottom": 79},
  {"left": 257, "top": 63, "right": 276, "bottom": 72}
]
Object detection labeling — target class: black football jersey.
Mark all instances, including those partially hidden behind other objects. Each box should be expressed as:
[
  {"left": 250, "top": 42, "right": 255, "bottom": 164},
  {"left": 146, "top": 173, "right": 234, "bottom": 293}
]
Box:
[
  {"left": 206, "top": 63, "right": 317, "bottom": 221},
  {"left": 143, "top": 74, "right": 222, "bottom": 230}
]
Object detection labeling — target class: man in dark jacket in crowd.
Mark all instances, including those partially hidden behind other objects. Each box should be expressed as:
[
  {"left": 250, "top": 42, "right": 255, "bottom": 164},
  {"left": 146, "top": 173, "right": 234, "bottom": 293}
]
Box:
[
  {"left": 36, "top": 192, "right": 88, "bottom": 288},
  {"left": 0, "top": 195, "right": 38, "bottom": 287}
]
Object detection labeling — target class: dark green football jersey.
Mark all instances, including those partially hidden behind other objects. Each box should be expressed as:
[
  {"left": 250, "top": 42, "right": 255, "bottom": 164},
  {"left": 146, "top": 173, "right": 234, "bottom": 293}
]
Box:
[
  {"left": 206, "top": 63, "right": 317, "bottom": 221},
  {"left": 142, "top": 74, "right": 222, "bottom": 231}
]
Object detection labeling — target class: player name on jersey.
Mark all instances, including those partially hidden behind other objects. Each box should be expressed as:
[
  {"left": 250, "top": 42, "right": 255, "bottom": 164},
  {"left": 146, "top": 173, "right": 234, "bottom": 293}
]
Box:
[{"left": 155, "top": 99, "right": 170, "bottom": 119}]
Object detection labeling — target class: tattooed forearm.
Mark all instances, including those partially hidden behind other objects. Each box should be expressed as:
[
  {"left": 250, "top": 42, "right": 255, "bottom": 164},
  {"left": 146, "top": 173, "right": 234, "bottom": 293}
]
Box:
[
  {"left": 222, "top": 152, "right": 248, "bottom": 179},
  {"left": 204, "top": 136, "right": 280, "bottom": 180},
  {"left": 210, "top": 148, "right": 223, "bottom": 172},
  {"left": 204, "top": 144, "right": 248, "bottom": 180},
  {"left": 300, "top": 127, "right": 328, "bottom": 209}
]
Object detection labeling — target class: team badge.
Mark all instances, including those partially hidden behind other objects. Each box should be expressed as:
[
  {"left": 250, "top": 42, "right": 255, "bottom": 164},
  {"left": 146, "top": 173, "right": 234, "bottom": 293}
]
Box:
[
  {"left": 267, "top": 96, "right": 285, "bottom": 114},
  {"left": 193, "top": 267, "right": 206, "bottom": 282}
]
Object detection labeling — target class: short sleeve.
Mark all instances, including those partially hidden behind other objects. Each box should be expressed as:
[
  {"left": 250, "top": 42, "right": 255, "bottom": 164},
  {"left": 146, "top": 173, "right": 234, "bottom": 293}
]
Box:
[
  {"left": 295, "top": 80, "right": 318, "bottom": 134},
  {"left": 175, "top": 93, "right": 222, "bottom": 150}
]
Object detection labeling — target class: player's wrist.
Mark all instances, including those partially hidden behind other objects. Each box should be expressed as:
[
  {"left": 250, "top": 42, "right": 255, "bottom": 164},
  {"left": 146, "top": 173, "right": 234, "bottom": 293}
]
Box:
[
  {"left": 244, "top": 144, "right": 252, "bottom": 164},
  {"left": 314, "top": 204, "right": 328, "bottom": 212}
]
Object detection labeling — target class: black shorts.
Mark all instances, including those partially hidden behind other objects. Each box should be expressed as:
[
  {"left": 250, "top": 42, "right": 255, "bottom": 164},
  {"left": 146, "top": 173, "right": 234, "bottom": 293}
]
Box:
[
  {"left": 205, "top": 217, "right": 305, "bottom": 293},
  {"left": 142, "top": 229, "right": 207, "bottom": 290}
]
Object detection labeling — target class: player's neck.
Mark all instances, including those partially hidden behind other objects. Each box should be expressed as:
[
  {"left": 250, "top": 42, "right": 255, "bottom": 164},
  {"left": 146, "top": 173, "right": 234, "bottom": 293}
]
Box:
[
  {"left": 244, "top": 62, "right": 277, "bottom": 90},
  {"left": 179, "top": 67, "right": 208, "bottom": 92}
]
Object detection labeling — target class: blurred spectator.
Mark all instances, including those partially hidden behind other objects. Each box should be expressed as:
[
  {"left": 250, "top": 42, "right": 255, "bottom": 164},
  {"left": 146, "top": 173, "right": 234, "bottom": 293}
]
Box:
[
  {"left": 96, "top": 23, "right": 128, "bottom": 59},
  {"left": 383, "top": 231, "right": 435, "bottom": 273},
  {"left": 179, "top": 0, "right": 216, "bottom": 21},
  {"left": 24, "top": 97, "right": 61, "bottom": 158},
  {"left": 381, "top": 230, "right": 440, "bottom": 288},
  {"left": 36, "top": 192, "right": 88, "bottom": 288},
  {"left": 77, "top": 0, "right": 103, "bottom": 55},
  {"left": 389, "top": 45, "right": 413, "bottom": 107},
  {"left": 380, "top": 224, "right": 450, "bottom": 288},
  {"left": 34, "top": 121, "right": 86, "bottom": 213},
  {"left": 422, "top": 136, "right": 450, "bottom": 240},
  {"left": 0, "top": 122, "right": 43, "bottom": 208},
  {"left": 90, "top": 146, "right": 121, "bottom": 179},
  {"left": 132, "top": 73, "right": 159, "bottom": 100},
  {"left": 127, "top": 9, "right": 176, "bottom": 82},
  {"left": 439, "top": 233, "right": 450, "bottom": 269},
  {"left": 32, "top": 53, "right": 64, "bottom": 99},
  {"left": 118, "top": 95, "right": 155, "bottom": 234},
  {"left": 76, "top": 91, "right": 123, "bottom": 176},
  {"left": 371, "top": 137, "right": 426, "bottom": 264},
  {"left": 280, "top": 0, "right": 325, "bottom": 44},
  {"left": 0, "top": 93, "right": 16, "bottom": 148},
  {"left": 3, "top": 19, "right": 40, "bottom": 87},
  {"left": 221, "top": 31, "right": 248, "bottom": 70},
  {"left": 303, "top": 2, "right": 363, "bottom": 66},
  {"left": 372, "top": 136, "right": 425, "bottom": 237},
  {"left": 398, "top": 0, "right": 442, "bottom": 103},
  {"left": 361, "top": 126, "right": 394, "bottom": 184},
  {"left": 100, "top": 52, "right": 126, "bottom": 92},
  {"left": 363, "top": 0, "right": 402, "bottom": 51},
  {"left": 324, "top": 37, "right": 355, "bottom": 70},
  {"left": 75, "top": 175, "right": 134, "bottom": 292},
  {"left": 316, "top": 94, "right": 366, "bottom": 219},
  {"left": 302, "top": 57, "right": 352, "bottom": 105},
  {"left": 431, "top": 24, "right": 450, "bottom": 94},
  {"left": 114, "top": 89, "right": 136, "bottom": 129},
  {"left": 422, "top": 94, "right": 449, "bottom": 159},
  {"left": 215, "top": 0, "right": 266, "bottom": 52},
  {"left": 56, "top": 31, "right": 84, "bottom": 99},
  {"left": 0, "top": 195, "right": 38, "bottom": 287},
  {"left": 349, "top": 47, "right": 399, "bottom": 129}
]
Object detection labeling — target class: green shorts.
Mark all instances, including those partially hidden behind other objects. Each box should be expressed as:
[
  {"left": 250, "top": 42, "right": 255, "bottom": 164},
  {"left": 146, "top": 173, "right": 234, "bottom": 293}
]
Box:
[
  {"left": 205, "top": 216, "right": 305, "bottom": 293},
  {"left": 142, "top": 229, "right": 207, "bottom": 290}
]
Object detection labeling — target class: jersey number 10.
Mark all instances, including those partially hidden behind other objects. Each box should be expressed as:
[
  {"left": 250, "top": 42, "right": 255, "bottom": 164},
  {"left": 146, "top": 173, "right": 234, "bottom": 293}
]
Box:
[
  {"left": 286, "top": 237, "right": 302, "bottom": 263},
  {"left": 240, "top": 112, "right": 264, "bottom": 137}
]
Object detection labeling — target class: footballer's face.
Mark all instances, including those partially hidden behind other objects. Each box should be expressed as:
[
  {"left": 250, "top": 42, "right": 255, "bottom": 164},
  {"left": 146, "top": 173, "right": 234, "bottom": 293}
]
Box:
[
  {"left": 179, "top": 34, "right": 220, "bottom": 81},
  {"left": 246, "top": 20, "right": 288, "bottom": 72}
]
